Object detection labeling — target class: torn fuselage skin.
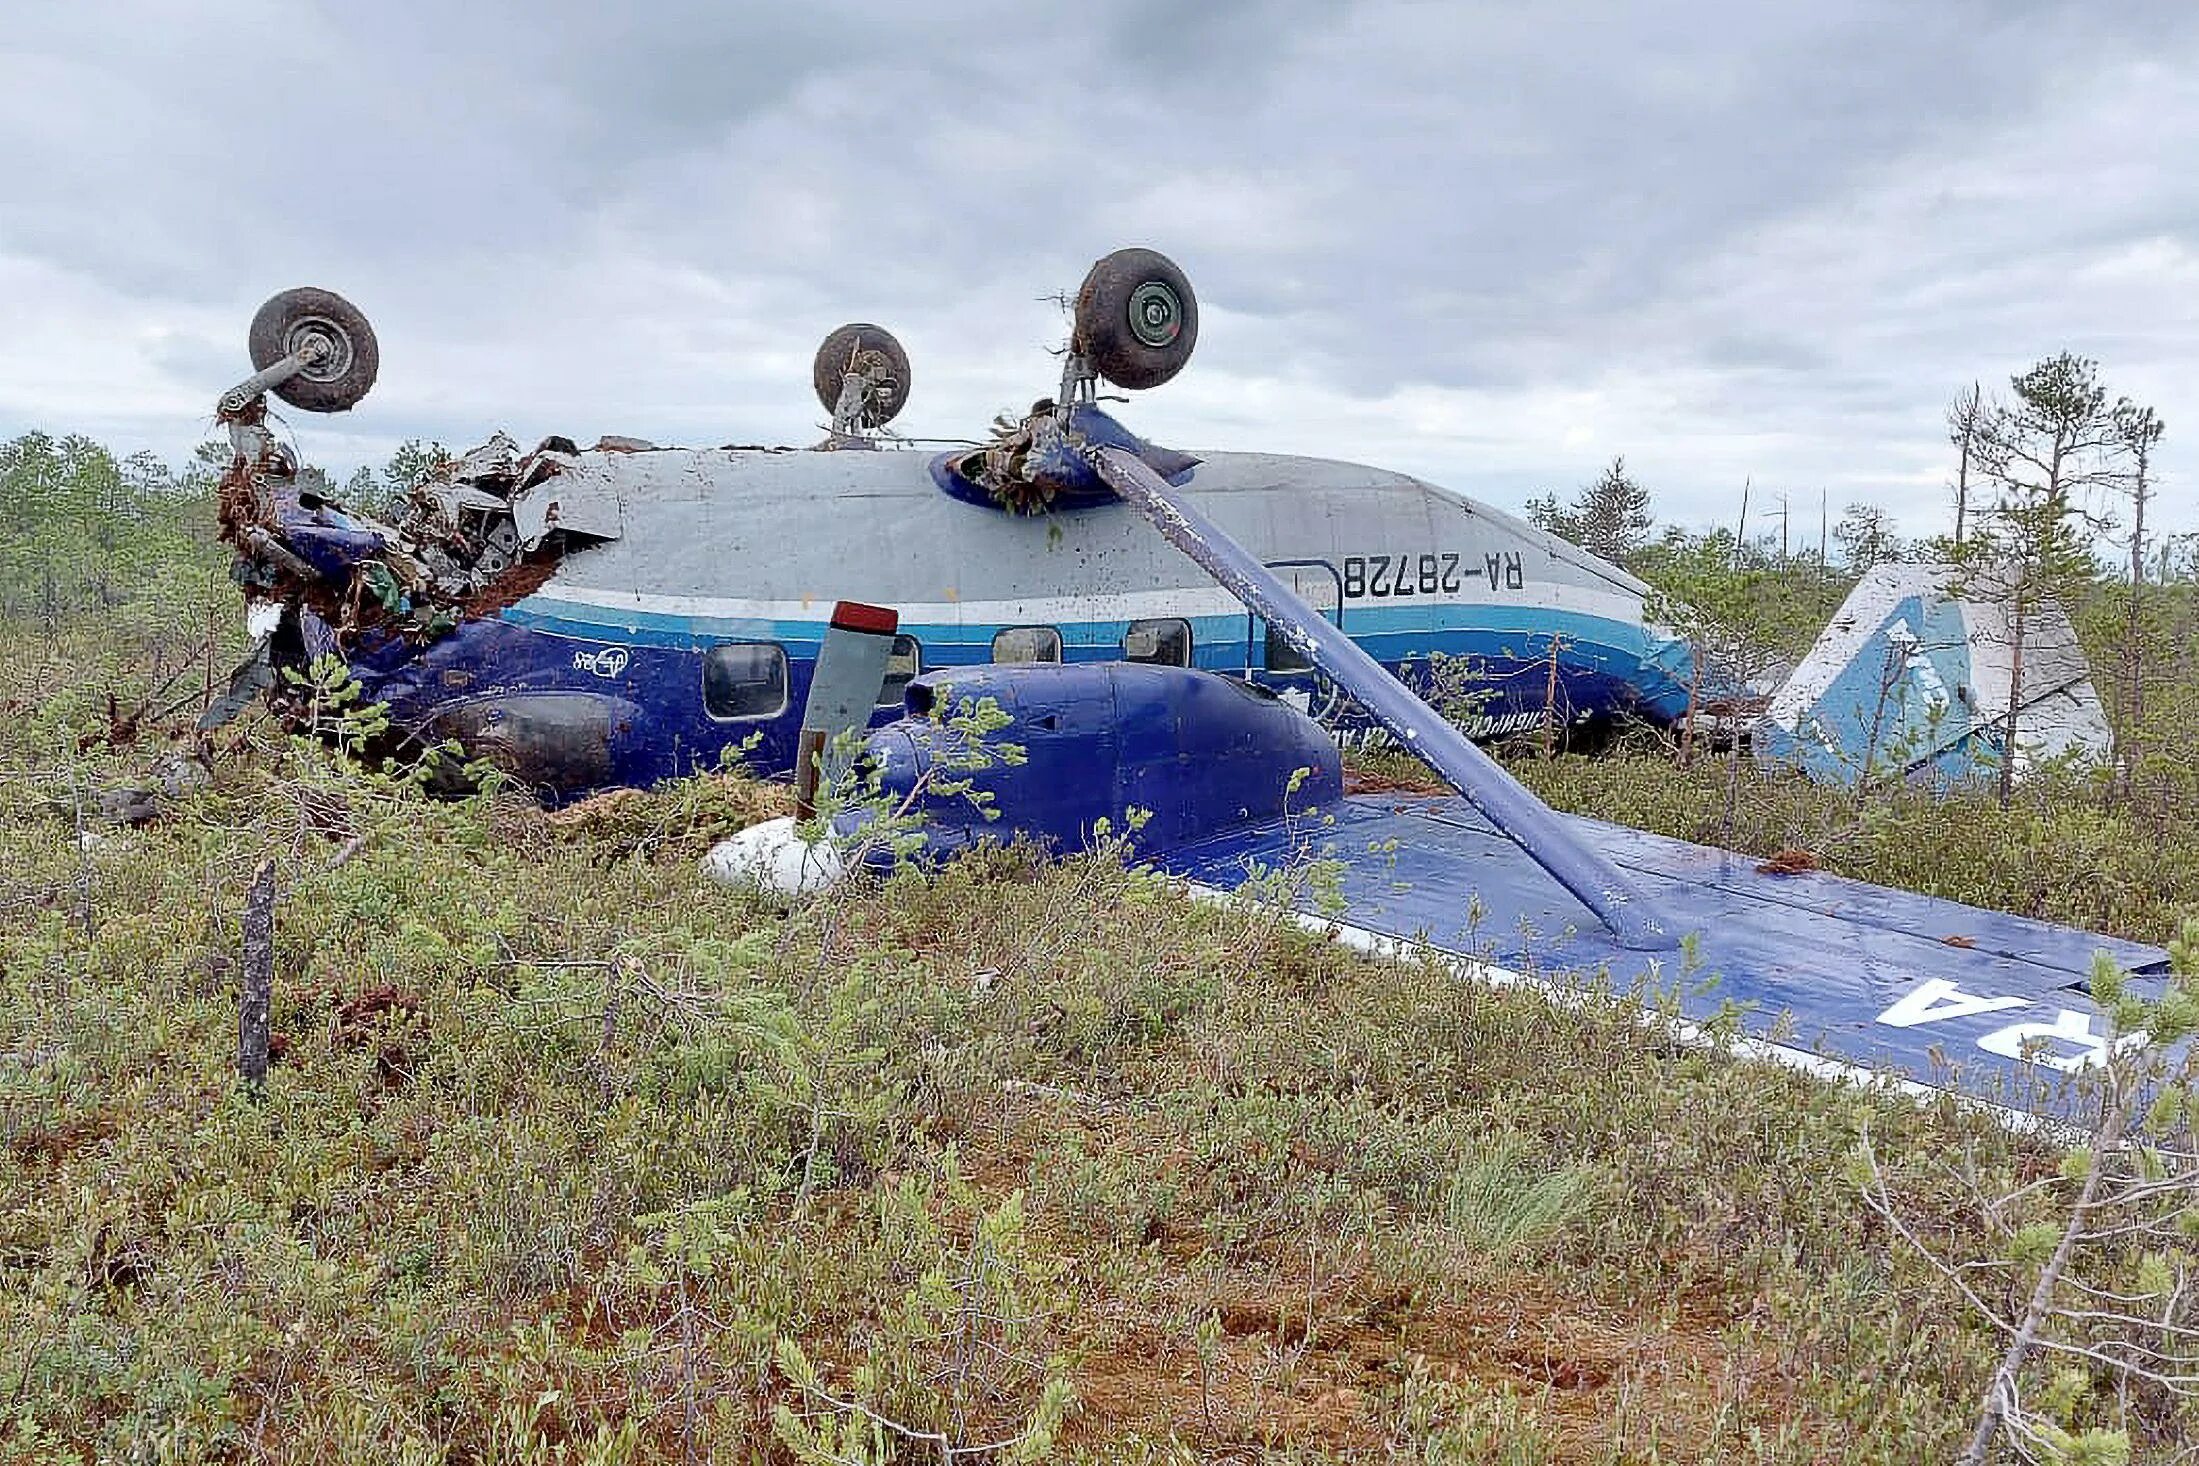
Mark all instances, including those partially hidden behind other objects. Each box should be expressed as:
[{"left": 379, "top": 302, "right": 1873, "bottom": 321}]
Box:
[{"left": 208, "top": 395, "right": 613, "bottom": 787}]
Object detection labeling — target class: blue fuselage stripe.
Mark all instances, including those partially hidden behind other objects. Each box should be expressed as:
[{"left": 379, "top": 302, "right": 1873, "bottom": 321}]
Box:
[
  {"left": 354, "top": 593, "right": 1692, "bottom": 799},
  {"left": 499, "top": 598, "right": 1666, "bottom": 669}
]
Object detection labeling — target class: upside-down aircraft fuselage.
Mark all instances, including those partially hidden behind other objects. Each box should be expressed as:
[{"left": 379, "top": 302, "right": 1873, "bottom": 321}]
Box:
[{"left": 316, "top": 438, "right": 1697, "bottom": 796}]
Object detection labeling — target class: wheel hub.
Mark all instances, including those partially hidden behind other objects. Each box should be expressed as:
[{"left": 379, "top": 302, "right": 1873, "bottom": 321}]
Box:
[
  {"left": 1127, "top": 281, "right": 1182, "bottom": 347},
  {"left": 283, "top": 316, "right": 355, "bottom": 383}
]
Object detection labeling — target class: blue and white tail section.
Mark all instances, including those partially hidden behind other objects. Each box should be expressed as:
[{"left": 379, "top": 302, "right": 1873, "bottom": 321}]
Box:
[{"left": 1757, "top": 563, "right": 2113, "bottom": 787}]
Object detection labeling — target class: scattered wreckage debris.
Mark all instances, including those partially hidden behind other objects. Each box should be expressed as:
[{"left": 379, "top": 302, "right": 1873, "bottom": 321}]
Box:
[
  {"left": 212, "top": 422, "right": 584, "bottom": 666},
  {"left": 204, "top": 289, "right": 642, "bottom": 735}
]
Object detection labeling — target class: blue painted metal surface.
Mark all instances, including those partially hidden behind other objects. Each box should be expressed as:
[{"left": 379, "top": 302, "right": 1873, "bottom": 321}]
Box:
[
  {"left": 1758, "top": 587, "right": 1985, "bottom": 785},
  {"left": 495, "top": 592, "right": 1691, "bottom": 735},
  {"left": 800, "top": 657, "right": 2179, "bottom": 1122},
  {"left": 838, "top": 662, "right": 1341, "bottom": 861},
  {"left": 272, "top": 496, "right": 386, "bottom": 581},
  {"left": 1088, "top": 444, "right": 1677, "bottom": 951},
  {"left": 307, "top": 580, "right": 1690, "bottom": 805},
  {"left": 1152, "top": 793, "right": 2181, "bottom": 1122}
]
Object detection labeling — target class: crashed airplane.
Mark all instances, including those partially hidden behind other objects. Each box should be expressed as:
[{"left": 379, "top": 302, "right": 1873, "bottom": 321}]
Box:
[
  {"left": 205, "top": 258, "right": 1701, "bottom": 794},
  {"left": 206, "top": 249, "right": 2180, "bottom": 1125}
]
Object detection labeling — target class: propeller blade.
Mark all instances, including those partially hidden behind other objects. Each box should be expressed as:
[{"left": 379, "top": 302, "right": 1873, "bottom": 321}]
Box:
[
  {"left": 796, "top": 601, "right": 900, "bottom": 817},
  {"left": 1088, "top": 444, "right": 1675, "bottom": 951}
]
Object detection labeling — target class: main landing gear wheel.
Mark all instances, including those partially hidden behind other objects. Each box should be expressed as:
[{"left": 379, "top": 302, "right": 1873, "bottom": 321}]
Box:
[
  {"left": 813, "top": 323, "right": 912, "bottom": 429},
  {"left": 1073, "top": 247, "right": 1198, "bottom": 390},
  {"left": 248, "top": 287, "right": 380, "bottom": 413}
]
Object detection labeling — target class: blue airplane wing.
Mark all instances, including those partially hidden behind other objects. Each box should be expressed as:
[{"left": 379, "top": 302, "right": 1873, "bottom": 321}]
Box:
[
  {"left": 1155, "top": 793, "right": 2177, "bottom": 1123},
  {"left": 1084, "top": 442, "right": 2183, "bottom": 1125}
]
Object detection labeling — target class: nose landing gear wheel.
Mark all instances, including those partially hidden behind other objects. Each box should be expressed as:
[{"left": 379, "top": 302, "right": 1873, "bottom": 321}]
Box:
[
  {"left": 248, "top": 287, "right": 380, "bottom": 412},
  {"left": 1072, "top": 247, "right": 1198, "bottom": 390}
]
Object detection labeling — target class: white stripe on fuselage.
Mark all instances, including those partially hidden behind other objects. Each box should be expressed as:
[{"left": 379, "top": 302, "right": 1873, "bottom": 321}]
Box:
[
  {"left": 532, "top": 583, "right": 1253, "bottom": 623},
  {"left": 526, "top": 579, "right": 1651, "bottom": 628}
]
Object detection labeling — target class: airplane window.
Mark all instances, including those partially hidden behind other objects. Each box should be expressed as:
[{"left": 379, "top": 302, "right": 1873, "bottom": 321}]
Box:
[
  {"left": 879, "top": 634, "right": 921, "bottom": 707},
  {"left": 703, "top": 642, "right": 788, "bottom": 720},
  {"left": 1123, "top": 617, "right": 1192, "bottom": 666},
  {"left": 1258, "top": 561, "right": 1338, "bottom": 675},
  {"left": 991, "top": 626, "right": 1062, "bottom": 664},
  {"left": 1264, "top": 622, "right": 1313, "bottom": 674}
]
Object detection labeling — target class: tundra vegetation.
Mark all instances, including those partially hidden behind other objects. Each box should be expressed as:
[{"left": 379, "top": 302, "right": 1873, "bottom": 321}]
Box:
[{"left": 3, "top": 353, "right": 2197, "bottom": 1464}]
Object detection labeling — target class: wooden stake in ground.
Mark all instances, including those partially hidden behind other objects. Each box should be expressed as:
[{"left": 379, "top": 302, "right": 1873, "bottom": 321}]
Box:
[{"left": 239, "top": 858, "right": 275, "bottom": 1092}]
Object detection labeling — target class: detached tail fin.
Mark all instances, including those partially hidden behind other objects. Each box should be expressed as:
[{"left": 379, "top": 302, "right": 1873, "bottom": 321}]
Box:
[{"left": 1757, "top": 563, "right": 2111, "bottom": 787}]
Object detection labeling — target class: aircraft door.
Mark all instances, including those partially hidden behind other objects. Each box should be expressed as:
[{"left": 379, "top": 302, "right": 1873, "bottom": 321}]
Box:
[{"left": 1249, "top": 559, "right": 1343, "bottom": 722}]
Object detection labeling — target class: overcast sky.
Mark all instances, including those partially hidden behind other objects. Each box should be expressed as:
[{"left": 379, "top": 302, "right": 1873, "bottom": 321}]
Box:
[{"left": 3, "top": 1, "right": 2194, "bottom": 538}]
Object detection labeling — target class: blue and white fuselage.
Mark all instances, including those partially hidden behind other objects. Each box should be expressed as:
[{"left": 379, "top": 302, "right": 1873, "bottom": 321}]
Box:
[{"left": 331, "top": 435, "right": 1694, "bottom": 797}]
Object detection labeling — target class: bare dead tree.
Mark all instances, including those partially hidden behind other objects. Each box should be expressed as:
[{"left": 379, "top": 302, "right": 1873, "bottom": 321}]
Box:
[
  {"left": 2116, "top": 406, "right": 2166, "bottom": 802},
  {"left": 1950, "top": 381, "right": 1986, "bottom": 550},
  {"left": 238, "top": 858, "right": 276, "bottom": 1092}
]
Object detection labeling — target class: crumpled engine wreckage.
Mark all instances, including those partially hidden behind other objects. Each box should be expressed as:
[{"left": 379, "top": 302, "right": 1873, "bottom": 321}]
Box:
[
  {"left": 210, "top": 416, "right": 631, "bottom": 726},
  {"left": 206, "top": 289, "right": 638, "bottom": 732}
]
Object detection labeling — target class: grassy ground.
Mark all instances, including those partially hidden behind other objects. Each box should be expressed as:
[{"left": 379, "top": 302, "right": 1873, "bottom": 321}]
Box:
[{"left": 1, "top": 615, "right": 2191, "bottom": 1462}]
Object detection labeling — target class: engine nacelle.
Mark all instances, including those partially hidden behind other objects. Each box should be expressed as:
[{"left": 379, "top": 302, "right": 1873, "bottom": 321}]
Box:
[{"left": 838, "top": 661, "right": 1342, "bottom": 864}]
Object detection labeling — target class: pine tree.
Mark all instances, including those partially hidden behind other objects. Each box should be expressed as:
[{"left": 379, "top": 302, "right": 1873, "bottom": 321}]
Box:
[
  {"left": 1968, "top": 353, "right": 2145, "bottom": 807},
  {"left": 1526, "top": 456, "right": 1652, "bottom": 568}
]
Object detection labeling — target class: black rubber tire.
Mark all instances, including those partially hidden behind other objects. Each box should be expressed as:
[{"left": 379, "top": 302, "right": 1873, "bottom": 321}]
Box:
[
  {"left": 248, "top": 287, "right": 379, "bottom": 413},
  {"left": 812, "top": 323, "right": 911, "bottom": 427},
  {"left": 1073, "top": 247, "right": 1197, "bottom": 390}
]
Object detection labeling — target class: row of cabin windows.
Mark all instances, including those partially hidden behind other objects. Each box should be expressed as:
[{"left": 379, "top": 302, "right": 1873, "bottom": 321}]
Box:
[
  {"left": 701, "top": 616, "right": 1286, "bottom": 721},
  {"left": 991, "top": 618, "right": 1196, "bottom": 667}
]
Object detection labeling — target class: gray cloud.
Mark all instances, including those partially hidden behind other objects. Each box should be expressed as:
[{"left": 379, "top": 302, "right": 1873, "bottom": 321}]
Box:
[{"left": 2, "top": 1, "right": 2195, "bottom": 539}]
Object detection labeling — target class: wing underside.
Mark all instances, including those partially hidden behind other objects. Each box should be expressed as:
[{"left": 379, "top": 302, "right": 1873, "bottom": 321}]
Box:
[{"left": 1157, "top": 794, "right": 2177, "bottom": 1123}]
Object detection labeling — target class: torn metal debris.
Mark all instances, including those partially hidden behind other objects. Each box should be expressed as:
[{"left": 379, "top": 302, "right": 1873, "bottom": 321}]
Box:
[
  {"left": 209, "top": 382, "right": 620, "bottom": 726},
  {"left": 217, "top": 410, "right": 613, "bottom": 625}
]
